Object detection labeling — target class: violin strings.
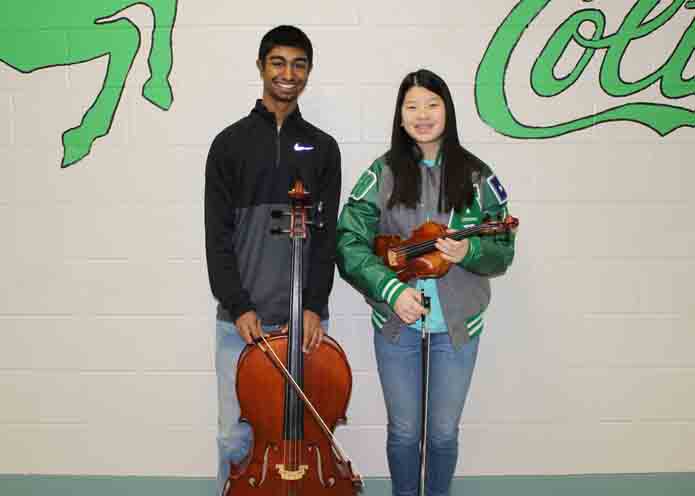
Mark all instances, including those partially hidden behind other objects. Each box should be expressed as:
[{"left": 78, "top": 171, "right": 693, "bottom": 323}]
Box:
[{"left": 392, "top": 225, "right": 484, "bottom": 257}]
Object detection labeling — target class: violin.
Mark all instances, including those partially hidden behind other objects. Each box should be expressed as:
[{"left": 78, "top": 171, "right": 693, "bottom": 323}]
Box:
[
  {"left": 224, "top": 180, "right": 363, "bottom": 496},
  {"left": 374, "top": 215, "right": 519, "bottom": 282}
]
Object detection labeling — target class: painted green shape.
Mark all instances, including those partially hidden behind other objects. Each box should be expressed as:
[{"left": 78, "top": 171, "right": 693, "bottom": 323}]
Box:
[
  {"left": 0, "top": 0, "right": 178, "bottom": 167},
  {"left": 476, "top": 0, "right": 695, "bottom": 139}
]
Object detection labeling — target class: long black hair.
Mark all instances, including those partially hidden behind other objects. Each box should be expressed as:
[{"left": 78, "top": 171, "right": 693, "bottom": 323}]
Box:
[{"left": 386, "top": 69, "right": 479, "bottom": 212}]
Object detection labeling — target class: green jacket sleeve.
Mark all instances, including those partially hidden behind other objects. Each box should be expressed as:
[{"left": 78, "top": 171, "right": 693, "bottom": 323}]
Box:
[
  {"left": 336, "top": 160, "right": 409, "bottom": 308},
  {"left": 460, "top": 168, "right": 516, "bottom": 276}
]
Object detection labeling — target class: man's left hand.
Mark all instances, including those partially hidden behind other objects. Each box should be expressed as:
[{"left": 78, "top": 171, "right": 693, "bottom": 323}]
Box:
[{"left": 303, "top": 310, "right": 324, "bottom": 354}]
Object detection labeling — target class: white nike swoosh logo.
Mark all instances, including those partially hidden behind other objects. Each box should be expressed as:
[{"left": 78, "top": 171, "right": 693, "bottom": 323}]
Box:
[{"left": 294, "top": 143, "right": 314, "bottom": 151}]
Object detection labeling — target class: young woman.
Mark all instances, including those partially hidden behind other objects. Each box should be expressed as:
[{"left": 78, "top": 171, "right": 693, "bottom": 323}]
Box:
[{"left": 336, "top": 69, "right": 516, "bottom": 496}]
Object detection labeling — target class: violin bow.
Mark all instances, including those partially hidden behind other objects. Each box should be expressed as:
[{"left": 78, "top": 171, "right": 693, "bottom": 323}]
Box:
[{"left": 418, "top": 292, "right": 432, "bottom": 496}]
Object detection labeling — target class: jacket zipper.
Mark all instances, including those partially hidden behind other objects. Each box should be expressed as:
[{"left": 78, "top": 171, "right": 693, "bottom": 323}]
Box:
[{"left": 275, "top": 125, "right": 281, "bottom": 169}]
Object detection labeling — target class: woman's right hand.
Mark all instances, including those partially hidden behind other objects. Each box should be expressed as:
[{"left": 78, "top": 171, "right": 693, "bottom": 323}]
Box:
[{"left": 393, "top": 287, "right": 428, "bottom": 324}]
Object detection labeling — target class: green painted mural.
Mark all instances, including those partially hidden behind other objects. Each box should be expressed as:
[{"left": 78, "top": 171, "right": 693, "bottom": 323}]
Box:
[
  {"left": 0, "top": 1, "right": 177, "bottom": 167},
  {"left": 476, "top": 0, "right": 695, "bottom": 138}
]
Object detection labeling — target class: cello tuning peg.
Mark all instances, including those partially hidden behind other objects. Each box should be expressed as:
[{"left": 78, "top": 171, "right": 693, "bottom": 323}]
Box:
[{"left": 310, "top": 201, "right": 325, "bottom": 230}]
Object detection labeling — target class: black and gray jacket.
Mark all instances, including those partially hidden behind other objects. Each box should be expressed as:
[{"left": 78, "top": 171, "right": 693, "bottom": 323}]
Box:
[{"left": 205, "top": 100, "right": 341, "bottom": 325}]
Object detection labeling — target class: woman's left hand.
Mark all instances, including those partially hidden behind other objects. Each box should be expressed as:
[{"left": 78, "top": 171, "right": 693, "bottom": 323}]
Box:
[{"left": 435, "top": 229, "right": 470, "bottom": 263}]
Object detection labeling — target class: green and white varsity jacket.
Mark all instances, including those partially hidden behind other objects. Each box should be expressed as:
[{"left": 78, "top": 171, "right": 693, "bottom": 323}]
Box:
[{"left": 336, "top": 153, "right": 515, "bottom": 348}]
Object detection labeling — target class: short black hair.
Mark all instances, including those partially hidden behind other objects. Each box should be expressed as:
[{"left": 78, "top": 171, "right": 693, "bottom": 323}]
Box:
[{"left": 258, "top": 25, "right": 313, "bottom": 68}]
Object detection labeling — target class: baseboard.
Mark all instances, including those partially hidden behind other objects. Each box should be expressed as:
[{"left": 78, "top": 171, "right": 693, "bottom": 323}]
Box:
[{"left": 1, "top": 473, "right": 694, "bottom": 496}]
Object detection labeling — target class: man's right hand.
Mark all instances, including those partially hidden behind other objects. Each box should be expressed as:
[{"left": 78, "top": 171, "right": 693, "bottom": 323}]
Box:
[{"left": 235, "top": 310, "right": 264, "bottom": 344}]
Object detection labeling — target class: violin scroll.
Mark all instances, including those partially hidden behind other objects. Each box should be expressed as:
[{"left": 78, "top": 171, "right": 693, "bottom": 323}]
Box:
[{"left": 479, "top": 215, "right": 519, "bottom": 235}]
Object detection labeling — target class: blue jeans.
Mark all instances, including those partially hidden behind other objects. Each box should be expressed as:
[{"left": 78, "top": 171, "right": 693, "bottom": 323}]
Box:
[
  {"left": 374, "top": 328, "right": 480, "bottom": 496},
  {"left": 215, "top": 318, "right": 328, "bottom": 496}
]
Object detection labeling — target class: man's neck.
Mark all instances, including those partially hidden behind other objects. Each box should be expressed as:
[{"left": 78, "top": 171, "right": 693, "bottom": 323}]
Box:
[{"left": 262, "top": 95, "right": 298, "bottom": 128}]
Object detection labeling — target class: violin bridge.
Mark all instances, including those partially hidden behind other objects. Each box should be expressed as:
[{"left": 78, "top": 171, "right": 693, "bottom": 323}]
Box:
[
  {"left": 387, "top": 249, "right": 399, "bottom": 268},
  {"left": 276, "top": 464, "right": 309, "bottom": 481}
]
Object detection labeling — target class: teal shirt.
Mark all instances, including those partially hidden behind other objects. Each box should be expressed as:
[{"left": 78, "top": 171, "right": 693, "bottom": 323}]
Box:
[{"left": 410, "top": 158, "right": 447, "bottom": 334}]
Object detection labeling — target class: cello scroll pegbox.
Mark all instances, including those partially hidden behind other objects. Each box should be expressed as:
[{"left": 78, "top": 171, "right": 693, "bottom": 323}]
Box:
[
  {"left": 270, "top": 180, "right": 324, "bottom": 237},
  {"left": 288, "top": 180, "right": 311, "bottom": 203}
]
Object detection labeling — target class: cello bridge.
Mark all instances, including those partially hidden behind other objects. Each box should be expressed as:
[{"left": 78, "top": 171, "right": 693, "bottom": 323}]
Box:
[{"left": 275, "top": 464, "right": 309, "bottom": 481}]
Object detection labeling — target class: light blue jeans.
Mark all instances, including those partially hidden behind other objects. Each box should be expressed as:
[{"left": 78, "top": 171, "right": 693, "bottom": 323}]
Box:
[
  {"left": 215, "top": 318, "right": 328, "bottom": 496},
  {"left": 374, "top": 327, "right": 480, "bottom": 496}
]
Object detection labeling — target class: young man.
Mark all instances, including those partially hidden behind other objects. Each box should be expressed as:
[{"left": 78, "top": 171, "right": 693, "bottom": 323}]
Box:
[{"left": 204, "top": 25, "right": 341, "bottom": 496}]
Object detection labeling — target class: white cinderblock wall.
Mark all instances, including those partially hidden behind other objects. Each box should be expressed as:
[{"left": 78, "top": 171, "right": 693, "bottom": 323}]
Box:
[{"left": 2, "top": 1, "right": 694, "bottom": 477}]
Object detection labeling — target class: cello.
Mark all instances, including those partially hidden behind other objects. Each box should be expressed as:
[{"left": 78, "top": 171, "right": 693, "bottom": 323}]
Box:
[{"left": 224, "top": 180, "right": 363, "bottom": 496}]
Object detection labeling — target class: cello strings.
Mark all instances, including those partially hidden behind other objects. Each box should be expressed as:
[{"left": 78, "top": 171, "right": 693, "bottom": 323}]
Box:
[
  {"left": 258, "top": 335, "right": 367, "bottom": 489},
  {"left": 257, "top": 335, "right": 358, "bottom": 469}
]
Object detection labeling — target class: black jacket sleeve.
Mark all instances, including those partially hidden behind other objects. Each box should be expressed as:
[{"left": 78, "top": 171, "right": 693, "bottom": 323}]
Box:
[
  {"left": 303, "top": 136, "right": 341, "bottom": 316},
  {"left": 204, "top": 133, "right": 255, "bottom": 322}
]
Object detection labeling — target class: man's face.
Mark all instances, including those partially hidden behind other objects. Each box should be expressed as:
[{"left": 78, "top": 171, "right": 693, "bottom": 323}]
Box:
[{"left": 258, "top": 45, "right": 310, "bottom": 104}]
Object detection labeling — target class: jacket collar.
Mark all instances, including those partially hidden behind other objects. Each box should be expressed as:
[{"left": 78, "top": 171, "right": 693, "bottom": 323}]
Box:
[{"left": 251, "top": 99, "right": 302, "bottom": 127}]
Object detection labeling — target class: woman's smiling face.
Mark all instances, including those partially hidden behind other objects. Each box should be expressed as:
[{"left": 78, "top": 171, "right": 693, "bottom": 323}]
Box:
[{"left": 400, "top": 85, "right": 446, "bottom": 151}]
